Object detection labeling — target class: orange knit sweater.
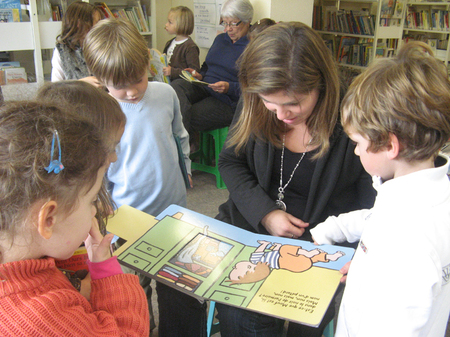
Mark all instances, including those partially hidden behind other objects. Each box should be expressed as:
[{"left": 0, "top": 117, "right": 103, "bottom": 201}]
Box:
[{"left": 0, "top": 257, "right": 149, "bottom": 336}]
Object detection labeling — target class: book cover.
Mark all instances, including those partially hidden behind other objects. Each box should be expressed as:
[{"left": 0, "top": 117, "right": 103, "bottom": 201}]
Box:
[
  {"left": 0, "top": 0, "right": 21, "bottom": 21},
  {"left": 0, "top": 8, "right": 19, "bottom": 22},
  {"left": 4, "top": 67, "right": 27, "bottom": 84},
  {"left": 107, "top": 205, "right": 355, "bottom": 328}
]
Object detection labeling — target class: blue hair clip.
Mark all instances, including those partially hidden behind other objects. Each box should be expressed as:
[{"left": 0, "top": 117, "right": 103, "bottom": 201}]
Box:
[{"left": 45, "top": 130, "right": 64, "bottom": 174}]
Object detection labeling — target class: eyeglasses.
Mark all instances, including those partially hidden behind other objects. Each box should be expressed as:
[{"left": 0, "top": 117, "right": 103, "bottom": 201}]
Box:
[{"left": 220, "top": 21, "right": 242, "bottom": 28}]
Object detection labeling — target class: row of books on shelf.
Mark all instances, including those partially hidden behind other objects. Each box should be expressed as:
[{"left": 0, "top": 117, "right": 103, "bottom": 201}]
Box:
[
  {"left": 405, "top": 7, "right": 450, "bottom": 31},
  {"left": 313, "top": 6, "right": 376, "bottom": 36},
  {"left": 404, "top": 34, "right": 449, "bottom": 57},
  {"left": 0, "top": 62, "right": 27, "bottom": 85},
  {"left": 324, "top": 36, "right": 399, "bottom": 67},
  {"left": 96, "top": 1, "right": 150, "bottom": 33}
]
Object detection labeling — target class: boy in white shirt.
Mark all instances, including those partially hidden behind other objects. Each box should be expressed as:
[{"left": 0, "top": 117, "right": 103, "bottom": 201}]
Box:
[{"left": 311, "top": 41, "right": 450, "bottom": 337}]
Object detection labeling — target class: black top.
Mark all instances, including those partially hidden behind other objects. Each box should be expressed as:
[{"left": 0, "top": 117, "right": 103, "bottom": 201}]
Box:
[{"left": 216, "top": 104, "right": 376, "bottom": 243}]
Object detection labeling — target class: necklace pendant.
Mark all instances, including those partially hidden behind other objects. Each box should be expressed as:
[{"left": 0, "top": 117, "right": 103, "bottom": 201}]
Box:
[
  {"left": 276, "top": 199, "right": 287, "bottom": 211},
  {"left": 278, "top": 192, "right": 284, "bottom": 200}
]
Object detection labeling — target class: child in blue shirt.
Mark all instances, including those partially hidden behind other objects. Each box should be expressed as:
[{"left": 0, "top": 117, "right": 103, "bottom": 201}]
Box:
[{"left": 84, "top": 18, "right": 201, "bottom": 336}]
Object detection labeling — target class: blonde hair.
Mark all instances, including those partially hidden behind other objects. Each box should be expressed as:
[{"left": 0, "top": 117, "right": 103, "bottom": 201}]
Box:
[
  {"left": 342, "top": 41, "right": 450, "bottom": 161},
  {"left": 169, "top": 6, "right": 195, "bottom": 36},
  {"left": 83, "top": 18, "right": 149, "bottom": 86},
  {"left": 229, "top": 22, "right": 340, "bottom": 158},
  {"left": 0, "top": 101, "right": 107, "bottom": 260}
]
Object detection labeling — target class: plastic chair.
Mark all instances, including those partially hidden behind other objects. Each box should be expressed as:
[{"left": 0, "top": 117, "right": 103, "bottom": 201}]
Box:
[
  {"left": 323, "top": 319, "right": 334, "bottom": 337},
  {"left": 191, "top": 127, "right": 228, "bottom": 189},
  {"left": 207, "top": 301, "right": 220, "bottom": 336}
]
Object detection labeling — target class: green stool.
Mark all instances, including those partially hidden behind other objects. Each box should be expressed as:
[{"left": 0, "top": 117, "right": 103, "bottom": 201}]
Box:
[{"left": 191, "top": 127, "right": 228, "bottom": 189}]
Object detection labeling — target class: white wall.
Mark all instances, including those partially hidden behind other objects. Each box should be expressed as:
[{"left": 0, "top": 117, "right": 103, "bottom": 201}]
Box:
[{"left": 154, "top": 0, "right": 314, "bottom": 60}]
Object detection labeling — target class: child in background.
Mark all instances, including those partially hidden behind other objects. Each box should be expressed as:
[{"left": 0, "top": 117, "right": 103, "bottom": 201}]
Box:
[
  {"left": 0, "top": 101, "right": 149, "bottom": 336},
  {"left": 37, "top": 80, "right": 126, "bottom": 299},
  {"left": 51, "top": 1, "right": 102, "bottom": 83},
  {"left": 311, "top": 41, "right": 450, "bottom": 336},
  {"left": 248, "top": 18, "right": 276, "bottom": 40},
  {"left": 83, "top": 18, "right": 197, "bottom": 336},
  {"left": 163, "top": 6, "right": 200, "bottom": 81}
]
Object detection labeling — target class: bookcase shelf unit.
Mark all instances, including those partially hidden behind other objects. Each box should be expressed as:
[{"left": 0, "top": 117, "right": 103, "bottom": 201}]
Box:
[
  {"left": 313, "top": 0, "right": 404, "bottom": 69},
  {"left": 400, "top": 1, "right": 450, "bottom": 65},
  {"left": 0, "top": 0, "right": 61, "bottom": 83},
  {"left": 0, "top": 0, "right": 156, "bottom": 84}
]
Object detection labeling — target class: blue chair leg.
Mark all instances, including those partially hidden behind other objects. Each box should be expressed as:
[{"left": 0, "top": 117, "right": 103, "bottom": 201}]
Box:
[
  {"left": 323, "top": 319, "right": 334, "bottom": 337},
  {"left": 207, "top": 301, "right": 220, "bottom": 336}
]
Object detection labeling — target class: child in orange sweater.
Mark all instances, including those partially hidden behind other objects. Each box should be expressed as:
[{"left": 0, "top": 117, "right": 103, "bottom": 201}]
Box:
[{"left": 0, "top": 99, "right": 148, "bottom": 336}]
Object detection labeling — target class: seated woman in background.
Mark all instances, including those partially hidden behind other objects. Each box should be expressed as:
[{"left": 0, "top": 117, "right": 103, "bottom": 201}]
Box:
[
  {"left": 171, "top": 0, "right": 253, "bottom": 137},
  {"left": 215, "top": 22, "right": 376, "bottom": 337},
  {"left": 51, "top": 1, "right": 101, "bottom": 82}
]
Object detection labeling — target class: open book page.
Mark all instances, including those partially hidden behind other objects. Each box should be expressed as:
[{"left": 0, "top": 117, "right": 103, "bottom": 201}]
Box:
[{"left": 107, "top": 204, "right": 354, "bottom": 327}]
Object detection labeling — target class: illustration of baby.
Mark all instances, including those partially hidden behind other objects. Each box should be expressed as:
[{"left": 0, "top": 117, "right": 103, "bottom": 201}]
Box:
[{"left": 228, "top": 240, "right": 344, "bottom": 284}]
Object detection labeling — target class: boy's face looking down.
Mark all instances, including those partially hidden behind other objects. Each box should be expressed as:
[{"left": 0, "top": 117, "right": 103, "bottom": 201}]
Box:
[{"left": 105, "top": 72, "right": 148, "bottom": 104}]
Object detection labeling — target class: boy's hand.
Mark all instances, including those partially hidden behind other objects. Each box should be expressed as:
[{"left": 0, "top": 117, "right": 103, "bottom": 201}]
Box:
[
  {"left": 209, "top": 81, "right": 229, "bottom": 94},
  {"left": 84, "top": 218, "right": 113, "bottom": 263},
  {"left": 340, "top": 261, "right": 352, "bottom": 283},
  {"left": 261, "top": 210, "right": 309, "bottom": 238}
]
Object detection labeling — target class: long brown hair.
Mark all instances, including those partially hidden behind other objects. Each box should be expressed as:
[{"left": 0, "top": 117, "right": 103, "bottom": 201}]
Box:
[
  {"left": 57, "top": 1, "right": 101, "bottom": 51},
  {"left": 229, "top": 22, "right": 340, "bottom": 158}
]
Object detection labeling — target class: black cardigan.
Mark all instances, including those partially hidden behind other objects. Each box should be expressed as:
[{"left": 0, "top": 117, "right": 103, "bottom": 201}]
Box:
[{"left": 216, "top": 110, "right": 376, "bottom": 243}]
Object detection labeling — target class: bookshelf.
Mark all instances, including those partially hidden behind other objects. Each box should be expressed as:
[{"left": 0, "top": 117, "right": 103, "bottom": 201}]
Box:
[
  {"left": 0, "top": 0, "right": 156, "bottom": 84},
  {"left": 313, "top": 0, "right": 404, "bottom": 68},
  {"left": 0, "top": 0, "right": 61, "bottom": 83},
  {"left": 400, "top": 1, "right": 450, "bottom": 64},
  {"left": 92, "top": 0, "right": 157, "bottom": 48}
]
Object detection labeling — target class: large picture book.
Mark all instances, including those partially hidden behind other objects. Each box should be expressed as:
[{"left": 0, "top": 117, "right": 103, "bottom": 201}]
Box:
[{"left": 107, "top": 204, "right": 355, "bottom": 328}]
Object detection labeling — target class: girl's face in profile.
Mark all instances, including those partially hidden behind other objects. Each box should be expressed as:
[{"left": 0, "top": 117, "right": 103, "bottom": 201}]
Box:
[
  {"left": 259, "top": 89, "right": 319, "bottom": 128},
  {"left": 165, "top": 12, "right": 177, "bottom": 35}
]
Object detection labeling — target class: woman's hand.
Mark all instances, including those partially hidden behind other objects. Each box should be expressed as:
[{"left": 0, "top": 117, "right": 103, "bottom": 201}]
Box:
[
  {"left": 162, "top": 66, "right": 171, "bottom": 77},
  {"left": 84, "top": 218, "right": 114, "bottom": 263},
  {"left": 185, "top": 68, "right": 202, "bottom": 80},
  {"left": 209, "top": 81, "right": 229, "bottom": 94},
  {"left": 261, "top": 210, "right": 309, "bottom": 238}
]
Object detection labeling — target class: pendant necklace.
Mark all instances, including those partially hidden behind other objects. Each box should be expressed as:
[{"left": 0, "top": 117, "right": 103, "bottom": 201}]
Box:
[{"left": 276, "top": 133, "right": 311, "bottom": 212}]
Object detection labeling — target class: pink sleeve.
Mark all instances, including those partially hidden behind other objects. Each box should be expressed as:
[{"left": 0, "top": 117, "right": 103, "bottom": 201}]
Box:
[{"left": 87, "top": 256, "right": 123, "bottom": 280}]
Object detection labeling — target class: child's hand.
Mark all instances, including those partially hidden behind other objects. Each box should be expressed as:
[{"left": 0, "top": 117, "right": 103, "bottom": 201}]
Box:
[
  {"left": 84, "top": 218, "right": 114, "bottom": 263},
  {"left": 340, "top": 261, "right": 351, "bottom": 283},
  {"left": 79, "top": 76, "right": 103, "bottom": 89},
  {"left": 209, "top": 81, "right": 229, "bottom": 94},
  {"left": 188, "top": 174, "right": 193, "bottom": 188},
  {"left": 80, "top": 273, "right": 92, "bottom": 301},
  {"left": 163, "top": 66, "right": 171, "bottom": 76}
]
